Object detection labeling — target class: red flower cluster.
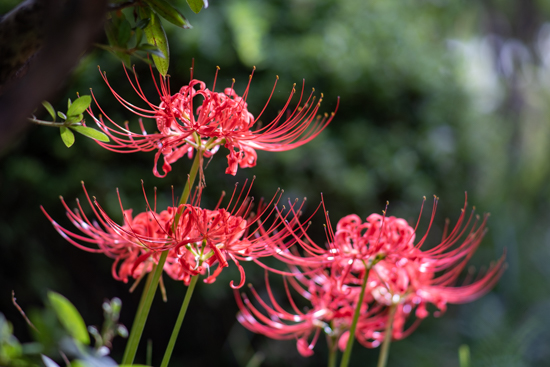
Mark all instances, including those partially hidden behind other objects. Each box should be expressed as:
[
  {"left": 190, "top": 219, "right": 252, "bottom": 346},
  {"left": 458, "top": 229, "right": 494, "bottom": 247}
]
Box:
[
  {"left": 41, "top": 181, "right": 284, "bottom": 288},
  {"left": 86, "top": 66, "right": 339, "bottom": 177},
  {"left": 235, "top": 196, "right": 505, "bottom": 356}
]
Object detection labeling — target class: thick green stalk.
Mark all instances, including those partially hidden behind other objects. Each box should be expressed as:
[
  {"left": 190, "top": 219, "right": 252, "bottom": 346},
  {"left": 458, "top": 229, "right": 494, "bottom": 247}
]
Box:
[
  {"left": 160, "top": 274, "right": 199, "bottom": 367},
  {"left": 122, "top": 251, "right": 169, "bottom": 365},
  {"left": 376, "top": 304, "right": 397, "bottom": 367},
  {"left": 339, "top": 263, "right": 371, "bottom": 367}
]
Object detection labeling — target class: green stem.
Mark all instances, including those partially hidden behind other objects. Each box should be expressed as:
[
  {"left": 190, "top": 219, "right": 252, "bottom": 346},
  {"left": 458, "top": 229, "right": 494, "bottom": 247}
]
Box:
[
  {"left": 376, "top": 304, "right": 397, "bottom": 367},
  {"left": 28, "top": 117, "right": 79, "bottom": 127},
  {"left": 339, "top": 263, "right": 371, "bottom": 367},
  {"left": 122, "top": 251, "right": 169, "bottom": 365},
  {"left": 160, "top": 274, "right": 199, "bottom": 367},
  {"left": 179, "top": 146, "right": 201, "bottom": 206},
  {"left": 327, "top": 335, "right": 338, "bottom": 367}
]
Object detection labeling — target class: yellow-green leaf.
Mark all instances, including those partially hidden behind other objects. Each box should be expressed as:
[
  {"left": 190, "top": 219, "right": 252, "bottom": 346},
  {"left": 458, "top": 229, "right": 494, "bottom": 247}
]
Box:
[
  {"left": 60, "top": 127, "right": 75, "bottom": 147},
  {"left": 67, "top": 95, "right": 92, "bottom": 117},
  {"left": 42, "top": 101, "right": 56, "bottom": 121},
  {"left": 140, "top": 6, "right": 169, "bottom": 76},
  {"left": 144, "top": 0, "right": 191, "bottom": 28},
  {"left": 70, "top": 126, "right": 110, "bottom": 142},
  {"left": 186, "top": 0, "right": 207, "bottom": 14},
  {"left": 47, "top": 292, "right": 89, "bottom": 344}
]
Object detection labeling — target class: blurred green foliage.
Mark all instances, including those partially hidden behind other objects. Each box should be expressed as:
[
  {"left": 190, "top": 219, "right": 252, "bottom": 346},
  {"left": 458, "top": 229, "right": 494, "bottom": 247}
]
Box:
[{"left": 2, "top": 0, "right": 550, "bottom": 366}]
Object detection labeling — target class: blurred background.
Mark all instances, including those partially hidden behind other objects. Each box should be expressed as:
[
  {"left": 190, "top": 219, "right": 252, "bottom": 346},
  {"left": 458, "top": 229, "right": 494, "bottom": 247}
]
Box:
[{"left": 1, "top": 0, "right": 550, "bottom": 366}]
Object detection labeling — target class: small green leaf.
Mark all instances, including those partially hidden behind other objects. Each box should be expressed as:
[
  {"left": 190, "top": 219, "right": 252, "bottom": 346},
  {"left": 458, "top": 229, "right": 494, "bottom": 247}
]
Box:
[
  {"left": 70, "top": 126, "right": 110, "bottom": 142},
  {"left": 57, "top": 111, "right": 67, "bottom": 120},
  {"left": 42, "top": 101, "right": 56, "bottom": 121},
  {"left": 186, "top": 0, "right": 207, "bottom": 14},
  {"left": 47, "top": 292, "right": 89, "bottom": 344},
  {"left": 67, "top": 98, "right": 72, "bottom": 109},
  {"left": 137, "top": 43, "right": 165, "bottom": 58},
  {"left": 140, "top": 6, "right": 170, "bottom": 76},
  {"left": 67, "top": 95, "right": 92, "bottom": 117},
  {"left": 42, "top": 355, "right": 61, "bottom": 367},
  {"left": 144, "top": 0, "right": 191, "bottom": 28}
]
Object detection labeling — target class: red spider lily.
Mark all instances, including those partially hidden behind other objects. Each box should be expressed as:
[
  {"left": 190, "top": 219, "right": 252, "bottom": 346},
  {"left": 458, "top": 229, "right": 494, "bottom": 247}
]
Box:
[
  {"left": 41, "top": 180, "right": 285, "bottom": 288},
  {"left": 235, "top": 266, "right": 387, "bottom": 357},
  {"left": 86, "top": 65, "right": 339, "bottom": 177},
  {"left": 237, "top": 195, "right": 505, "bottom": 354}
]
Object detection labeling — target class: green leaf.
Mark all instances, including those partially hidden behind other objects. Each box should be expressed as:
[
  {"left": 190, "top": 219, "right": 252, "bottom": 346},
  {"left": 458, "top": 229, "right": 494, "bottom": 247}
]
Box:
[
  {"left": 144, "top": 0, "right": 191, "bottom": 29},
  {"left": 137, "top": 43, "right": 165, "bottom": 58},
  {"left": 67, "top": 95, "right": 92, "bottom": 117},
  {"left": 42, "top": 101, "right": 56, "bottom": 121},
  {"left": 140, "top": 6, "right": 170, "bottom": 76},
  {"left": 186, "top": 0, "right": 207, "bottom": 14},
  {"left": 70, "top": 360, "right": 87, "bottom": 367},
  {"left": 105, "top": 16, "right": 119, "bottom": 47},
  {"left": 118, "top": 15, "right": 132, "bottom": 47},
  {"left": 57, "top": 111, "right": 67, "bottom": 120},
  {"left": 47, "top": 292, "right": 89, "bottom": 344},
  {"left": 67, "top": 98, "right": 72, "bottom": 110},
  {"left": 132, "top": 27, "right": 144, "bottom": 48},
  {"left": 70, "top": 126, "right": 110, "bottom": 142}
]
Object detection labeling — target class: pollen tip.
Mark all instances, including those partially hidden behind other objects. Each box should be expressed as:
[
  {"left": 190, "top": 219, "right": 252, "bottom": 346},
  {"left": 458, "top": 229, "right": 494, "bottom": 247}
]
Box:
[
  {"left": 247, "top": 283, "right": 253, "bottom": 288},
  {"left": 216, "top": 65, "right": 220, "bottom": 70},
  {"left": 81, "top": 180, "right": 85, "bottom": 185},
  {"left": 59, "top": 195, "right": 63, "bottom": 200},
  {"left": 473, "top": 206, "right": 476, "bottom": 210},
  {"left": 232, "top": 78, "right": 236, "bottom": 83},
  {"left": 386, "top": 201, "right": 389, "bottom": 205},
  {"left": 276, "top": 75, "right": 279, "bottom": 80}
]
